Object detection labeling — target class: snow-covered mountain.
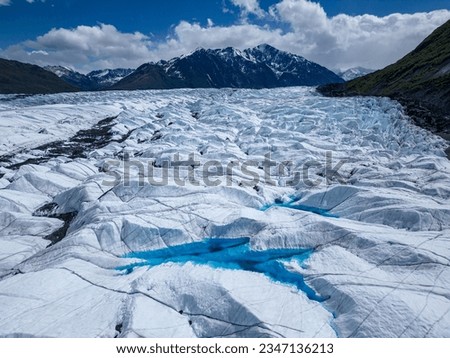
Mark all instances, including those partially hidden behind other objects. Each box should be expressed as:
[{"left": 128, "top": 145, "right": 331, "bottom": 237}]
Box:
[
  {"left": 45, "top": 66, "right": 133, "bottom": 91},
  {"left": 338, "top": 67, "right": 375, "bottom": 81},
  {"left": 113, "top": 44, "right": 344, "bottom": 90},
  {"left": 44, "top": 66, "right": 95, "bottom": 91},
  {"left": 87, "top": 68, "right": 134, "bottom": 88},
  {"left": 0, "top": 87, "right": 449, "bottom": 338}
]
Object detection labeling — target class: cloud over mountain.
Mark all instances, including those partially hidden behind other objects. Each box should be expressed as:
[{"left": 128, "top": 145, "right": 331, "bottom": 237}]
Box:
[{"left": 1, "top": 0, "right": 449, "bottom": 72}]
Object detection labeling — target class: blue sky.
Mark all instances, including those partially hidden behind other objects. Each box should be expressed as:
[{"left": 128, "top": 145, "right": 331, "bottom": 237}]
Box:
[{"left": 1, "top": 0, "right": 449, "bottom": 72}]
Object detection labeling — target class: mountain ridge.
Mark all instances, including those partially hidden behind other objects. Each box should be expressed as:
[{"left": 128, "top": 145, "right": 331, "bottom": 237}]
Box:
[
  {"left": 45, "top": 66, "right": 134, "bottom": 91},
  {"left": 112, "top": 44, "right": 343, "bottom": 90},
  {"left": 338, "top": 67, "right": 375, "bottom": 81},
  {"left": 2, "top": 45, "right": 342, "bottom": 93}
]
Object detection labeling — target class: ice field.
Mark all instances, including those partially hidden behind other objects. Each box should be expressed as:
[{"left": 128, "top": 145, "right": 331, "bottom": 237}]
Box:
[{"left": 0, "top": 87, "right": 449, "bottom": 337}]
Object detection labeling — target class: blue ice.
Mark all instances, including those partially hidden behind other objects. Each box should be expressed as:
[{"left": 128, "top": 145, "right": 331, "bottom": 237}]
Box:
[
  {"left": 261, "top": 198, "right": 338, "bottom": 218},
  {"left": 117, "top": 237, "right": 325, "bottom": 302}
]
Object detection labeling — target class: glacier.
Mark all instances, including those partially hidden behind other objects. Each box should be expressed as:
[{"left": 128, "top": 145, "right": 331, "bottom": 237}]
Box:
[{"left": 0, "top": 87, "right": 449, "bottom": 338}]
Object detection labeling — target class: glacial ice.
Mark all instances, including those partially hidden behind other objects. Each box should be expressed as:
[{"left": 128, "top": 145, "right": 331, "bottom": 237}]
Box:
[
  {"left": 117, "top": 237, "right": 323, "bottom": 301},
  {"left": 0, "top": 87, "right": 449, "bottom": 338}
]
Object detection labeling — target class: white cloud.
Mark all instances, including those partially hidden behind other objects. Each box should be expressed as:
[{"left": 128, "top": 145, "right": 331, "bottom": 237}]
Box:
[
  {"left": 151, "top": 21, "right": 283, "bottom": 60},
  {"left": 1, "top": 24, "right": 157, "bottom": 73},
  {"left": 0, "top": 0, "right": 45, "bottom": 6},
  {"left": 30, "top": 50, "right": 48, "bottom": 55},
  {"left": 1, "top": 0, "right": 450, "bottom": 72},
  {"left": 268, "top": 0, "right": 450, "bottom": 70},
  {"left": 273, "top": 0, "right": 328, "bottom": 31},
  {"left": 229, "top": 0, "right": 265, "bottom": 18},
  {"left": 156, "top": 1, "right": 450, "bottom": 71}
]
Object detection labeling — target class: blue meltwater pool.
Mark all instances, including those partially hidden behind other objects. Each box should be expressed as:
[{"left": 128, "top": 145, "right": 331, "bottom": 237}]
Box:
[{"left": 117, "top": 237, "right": 326, "bottom": 302}]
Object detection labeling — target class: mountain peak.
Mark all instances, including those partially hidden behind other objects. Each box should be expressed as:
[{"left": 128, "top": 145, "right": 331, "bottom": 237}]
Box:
[
  {"left": 113, "top": 44, "right": 343, "bottom": 90},
  {"left": 338, "top": 67, "right": 375, "bottom": 81},
  {"left": 190, "top": 47, "right": 208, "bottom": 55},
  {"left": 253, "top": 43, "right": 278, "bottom": 52},
  {"left": 246, "top": 44, "right": 306, "bottom": 63},
  {"left": 45, "top": 66, "right": 134, "bottom": 91}
]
